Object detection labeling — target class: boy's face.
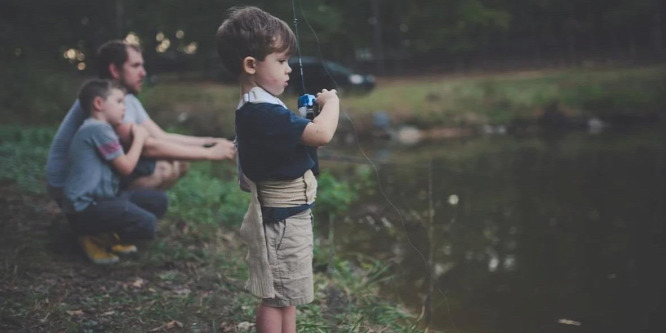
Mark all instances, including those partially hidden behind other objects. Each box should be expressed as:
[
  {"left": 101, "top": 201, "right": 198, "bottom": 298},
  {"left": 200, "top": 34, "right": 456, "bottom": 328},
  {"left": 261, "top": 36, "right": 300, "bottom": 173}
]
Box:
[
  {"left": 117, "top": 48, "right": 146, "bottom": 95},
  {"left": 254, "top": 50, "right": 292, "bottom": 96},
  {"left": 99, "top": 88, "right": 126, "bottom": 127}
]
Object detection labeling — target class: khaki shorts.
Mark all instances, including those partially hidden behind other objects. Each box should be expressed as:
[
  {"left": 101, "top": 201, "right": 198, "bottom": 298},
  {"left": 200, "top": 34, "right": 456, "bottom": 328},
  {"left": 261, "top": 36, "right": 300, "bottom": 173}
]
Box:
[{"left": 262, "top": 209, "right": 314, "bottom": 307}]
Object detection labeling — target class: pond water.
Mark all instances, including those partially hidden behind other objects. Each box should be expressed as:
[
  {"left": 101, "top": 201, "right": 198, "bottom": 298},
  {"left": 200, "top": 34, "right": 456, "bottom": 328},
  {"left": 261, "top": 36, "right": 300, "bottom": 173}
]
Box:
[{"left": 320, "top": 124, "right": 666, "bottom": 332}]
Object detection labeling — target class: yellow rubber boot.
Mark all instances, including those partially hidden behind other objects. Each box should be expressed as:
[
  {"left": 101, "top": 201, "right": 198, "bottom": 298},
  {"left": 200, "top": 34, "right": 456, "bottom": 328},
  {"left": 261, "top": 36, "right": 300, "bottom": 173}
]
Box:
[
  {"left": 109, "top": 233, "right": 137, "bottom": 255},
  {"left": 79, "top": 235, "right": 119, "bottom": 264}
]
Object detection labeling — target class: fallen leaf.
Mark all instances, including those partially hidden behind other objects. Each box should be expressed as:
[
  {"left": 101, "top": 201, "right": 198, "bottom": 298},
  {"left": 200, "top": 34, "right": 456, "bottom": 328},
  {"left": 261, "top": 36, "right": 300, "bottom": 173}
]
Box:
[
  {"left": 558, "top": 318, "right": 582, "bottom": 326},
  {"left": 220, "top": 321, "right": 236, "bottom": 332},
  {"left": 66, "top": 310, "right": 84, "bottom": 317},
  {"left": 150, "top": 320, "right": 183, "bottom": 332},
  {"left": 131, "top": 278, "right": 145, "bottom": 288},
  {"left": 237, "top": 321, "right": 254, "bottom": 330},
  {"left": 173, "top": 287, "right": 191, "bottom": 296},
  {"left": 101, "top": 311, "right": 115, "bottom": 316}
]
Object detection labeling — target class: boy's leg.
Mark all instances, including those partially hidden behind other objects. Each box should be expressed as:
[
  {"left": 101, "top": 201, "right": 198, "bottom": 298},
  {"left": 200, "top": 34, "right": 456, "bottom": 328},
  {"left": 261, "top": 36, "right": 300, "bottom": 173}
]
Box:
[
  {"left": 256, "top": 305, "right": 295, "bottom": 333},
  {"left": 282, "top": 306, "right": 296, "bottom": 333},
  {"left": 68, "top": 196, "right": 159, "bottom": 241}
]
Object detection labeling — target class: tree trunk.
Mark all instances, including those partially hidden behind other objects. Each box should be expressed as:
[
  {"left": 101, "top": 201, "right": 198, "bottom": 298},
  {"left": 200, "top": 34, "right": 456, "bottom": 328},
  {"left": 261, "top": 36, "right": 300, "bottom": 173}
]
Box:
[
  {"left": 371, "top": 0, "right": 385, "bottom": 75},
  {"left": 652, "top": 0, "right": 664, "bottom": 56},
  {"left": 115, "top": 0, "right": 124, "bottom": 39}
]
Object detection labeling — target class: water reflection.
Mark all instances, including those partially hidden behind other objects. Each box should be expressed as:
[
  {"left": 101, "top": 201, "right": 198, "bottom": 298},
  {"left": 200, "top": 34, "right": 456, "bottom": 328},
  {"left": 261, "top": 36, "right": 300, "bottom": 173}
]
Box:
[{"left": 322, "top": 125, "right": 666, "bottom": 332}]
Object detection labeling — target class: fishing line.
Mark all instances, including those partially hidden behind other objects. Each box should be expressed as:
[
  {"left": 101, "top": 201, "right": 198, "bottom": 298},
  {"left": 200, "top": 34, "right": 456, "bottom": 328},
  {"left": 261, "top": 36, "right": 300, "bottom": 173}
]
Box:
[
  {"left": 289, "top": 0, "right": 307, "bottom": 94},
  {"left": 293, "top": 1, "right": 459, "bottom": 331}
]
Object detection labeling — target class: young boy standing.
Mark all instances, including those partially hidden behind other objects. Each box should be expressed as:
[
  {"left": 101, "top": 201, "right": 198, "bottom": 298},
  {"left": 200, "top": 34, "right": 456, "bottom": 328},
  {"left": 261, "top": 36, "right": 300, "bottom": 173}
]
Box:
[
  {"left": 63, "top": 79, "right": 168, "bottom": 264},
  {"left": 216, "top": 7, "right": 340, "bottom": 332}
]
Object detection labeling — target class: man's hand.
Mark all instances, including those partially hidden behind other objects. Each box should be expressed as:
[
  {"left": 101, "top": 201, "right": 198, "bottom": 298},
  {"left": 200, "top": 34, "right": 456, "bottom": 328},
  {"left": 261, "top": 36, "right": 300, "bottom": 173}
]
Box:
[{"left": 205, "top": 138, "right": 236, "bottom": 160}]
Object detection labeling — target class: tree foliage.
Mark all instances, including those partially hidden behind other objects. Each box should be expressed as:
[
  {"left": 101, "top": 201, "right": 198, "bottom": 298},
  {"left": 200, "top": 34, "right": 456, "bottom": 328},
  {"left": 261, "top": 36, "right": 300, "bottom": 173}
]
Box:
[{"left": 1, "top": 0, "right": 663, "bottom": 79}]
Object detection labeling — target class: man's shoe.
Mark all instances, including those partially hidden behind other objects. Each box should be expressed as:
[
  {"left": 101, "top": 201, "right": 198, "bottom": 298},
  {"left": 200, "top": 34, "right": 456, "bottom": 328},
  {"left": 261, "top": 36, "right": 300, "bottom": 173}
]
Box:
[
  {"left": 110, "top": 244, "right": 137, "bottom": 255},
  {"left": 109, "top": 233, "right": 137, "bottom": 255},
  {"left": 79, "top": 236, "right": 119, "bottom": 264}
]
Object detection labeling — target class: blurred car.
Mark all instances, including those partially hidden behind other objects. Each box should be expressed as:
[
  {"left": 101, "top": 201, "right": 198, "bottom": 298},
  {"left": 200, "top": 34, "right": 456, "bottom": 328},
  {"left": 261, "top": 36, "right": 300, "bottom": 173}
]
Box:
[{"left": 287, "top": 56, "right": 375, "bottom": 94}]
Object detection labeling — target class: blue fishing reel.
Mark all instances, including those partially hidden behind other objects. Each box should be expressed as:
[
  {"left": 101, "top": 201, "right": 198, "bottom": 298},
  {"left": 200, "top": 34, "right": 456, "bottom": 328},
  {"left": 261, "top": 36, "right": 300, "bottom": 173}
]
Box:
[
  {"left": 297, "top": 93, "right": 320, "bottom": 176},
  {"left": 298, "top": 94, "right": 319, "bottom": 120}
]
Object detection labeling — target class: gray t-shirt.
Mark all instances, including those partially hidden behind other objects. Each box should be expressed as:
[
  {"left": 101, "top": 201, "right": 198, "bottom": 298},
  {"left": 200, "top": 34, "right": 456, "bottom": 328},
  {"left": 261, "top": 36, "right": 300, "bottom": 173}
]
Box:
[
  {"left": 46, "top": 94, "right": 150, "bottom": 188},
  {"left": 63, "top": 118, "right": 124, "bottom": 213}
]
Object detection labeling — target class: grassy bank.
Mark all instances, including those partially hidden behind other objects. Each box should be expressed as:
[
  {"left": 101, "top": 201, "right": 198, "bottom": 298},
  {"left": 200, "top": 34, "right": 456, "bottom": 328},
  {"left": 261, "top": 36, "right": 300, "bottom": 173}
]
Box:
[
  {"left": 0, "top": 125, "right": 427, "bottom": 332},
  {"left": 137, "top": 65, "right": 666, "bottom": 138}
]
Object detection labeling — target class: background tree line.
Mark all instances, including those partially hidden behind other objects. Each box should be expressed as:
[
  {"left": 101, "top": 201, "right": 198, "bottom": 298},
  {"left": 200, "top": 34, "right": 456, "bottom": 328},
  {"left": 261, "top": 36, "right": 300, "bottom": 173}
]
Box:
[{"left": 2, "top": 0, "right": 664, "bottom": 76}]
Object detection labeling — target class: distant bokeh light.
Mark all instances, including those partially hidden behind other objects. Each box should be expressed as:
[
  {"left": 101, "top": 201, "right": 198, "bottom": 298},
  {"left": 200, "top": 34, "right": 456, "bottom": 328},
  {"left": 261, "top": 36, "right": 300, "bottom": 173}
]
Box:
[
  {"left": 124, "top": 32, "right": 140, "bottom": 45},
  {"left": 184, "top": 42, "right": 198, "bottom": 55},
  {"left": 176, "top": 30, "right": 184, "bottom": 39},
  {"left": 156, "top": 39, "right": 170, "bottom": 53},
  {"left": 64, "top": 48, "right": 76, "bottom": 60}
]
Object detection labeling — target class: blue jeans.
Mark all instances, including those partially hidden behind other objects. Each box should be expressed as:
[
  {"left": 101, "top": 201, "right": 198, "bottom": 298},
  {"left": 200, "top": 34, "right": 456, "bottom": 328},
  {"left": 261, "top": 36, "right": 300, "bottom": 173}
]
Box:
[{"left": 66, "top": 189, "right": 168, "bottom": 241}]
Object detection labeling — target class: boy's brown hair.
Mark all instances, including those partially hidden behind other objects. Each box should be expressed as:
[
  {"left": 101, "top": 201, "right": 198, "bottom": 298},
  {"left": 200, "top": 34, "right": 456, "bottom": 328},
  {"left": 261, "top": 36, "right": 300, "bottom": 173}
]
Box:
[
  {"left": 78, "top": 79, "right": 122, "bottom": 116},
  {"left": 216, "top": 6, "right": 297, "bottom": 77}
]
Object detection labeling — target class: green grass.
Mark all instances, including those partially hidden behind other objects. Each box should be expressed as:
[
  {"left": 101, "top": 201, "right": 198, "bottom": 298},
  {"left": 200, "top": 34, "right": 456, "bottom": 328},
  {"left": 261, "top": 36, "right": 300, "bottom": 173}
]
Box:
[
  {"left": 342, "top": 65, "right": 666, "bottom": 126},
  {"left": 0, "top": 124, "right": 432, "bottom": 332}
]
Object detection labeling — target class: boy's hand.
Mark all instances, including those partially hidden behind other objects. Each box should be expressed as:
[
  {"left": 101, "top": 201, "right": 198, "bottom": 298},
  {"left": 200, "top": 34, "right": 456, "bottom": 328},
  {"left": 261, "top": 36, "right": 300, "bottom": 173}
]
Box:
[
  {"left": 315, "top": 89, "right": 338, "bottom": 108},
  {"left": 131, "top": 123, "right": 149, "bottom": 143},
  {"left": 115, "top": 123, "right": 134, "bottom": 148}
]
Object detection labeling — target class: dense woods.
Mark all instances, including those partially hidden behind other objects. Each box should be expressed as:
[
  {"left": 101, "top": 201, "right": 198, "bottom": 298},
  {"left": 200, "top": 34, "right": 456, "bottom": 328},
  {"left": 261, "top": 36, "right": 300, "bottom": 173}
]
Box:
[{"left": 2, "top": 0, "right": 664, "bottom": 76}]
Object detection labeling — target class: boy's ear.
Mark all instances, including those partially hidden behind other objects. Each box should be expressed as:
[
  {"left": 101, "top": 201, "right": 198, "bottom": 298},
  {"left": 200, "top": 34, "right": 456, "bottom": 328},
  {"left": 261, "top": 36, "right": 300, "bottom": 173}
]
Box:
[
  {"left": 242, "top": 56, "right": 257, "bottom": 75},
  {"left": 108, "top": 63, "right": 121, "bottom": 80},
  {"left": 92, "top": 96, "right": 105, "bottom": 113}
]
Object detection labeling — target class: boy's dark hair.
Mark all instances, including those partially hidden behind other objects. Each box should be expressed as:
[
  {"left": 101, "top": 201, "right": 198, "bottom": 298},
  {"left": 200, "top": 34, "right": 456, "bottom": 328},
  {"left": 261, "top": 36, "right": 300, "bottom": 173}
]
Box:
[
  {"left": 216, "top": 6, "right": 297, "bottom": 77},
  {"left": 96, "top": 40, "right": 142, "bottom": 79},
  {"left": 78, "top": 79, "right": 121, "bottom": 116}
]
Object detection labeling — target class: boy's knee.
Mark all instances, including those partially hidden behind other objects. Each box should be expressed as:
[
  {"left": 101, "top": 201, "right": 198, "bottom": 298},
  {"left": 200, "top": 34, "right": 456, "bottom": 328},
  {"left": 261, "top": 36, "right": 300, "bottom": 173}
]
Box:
[{"left": 154, "top": 161, "right": 176, "bottom": 182}]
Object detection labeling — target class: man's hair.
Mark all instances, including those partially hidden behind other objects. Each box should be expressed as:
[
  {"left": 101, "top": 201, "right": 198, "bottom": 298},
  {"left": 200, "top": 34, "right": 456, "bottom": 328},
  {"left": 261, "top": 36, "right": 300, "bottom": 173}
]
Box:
[
  {"left": 78, "top": 79, "right": 121, "bottom": 116},
  {"left": 216, "top": 6, "right": 297, "bottom": 77},
  {"left": 96, "top": 40, "right": 142, "bottom": 79}
]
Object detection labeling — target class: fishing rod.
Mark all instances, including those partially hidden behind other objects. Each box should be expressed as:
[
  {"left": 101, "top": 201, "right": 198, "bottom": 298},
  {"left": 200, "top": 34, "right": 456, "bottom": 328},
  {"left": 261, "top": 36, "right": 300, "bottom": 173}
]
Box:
[{"left": 290, "top": 0, "right": 321, "bottom": 175}]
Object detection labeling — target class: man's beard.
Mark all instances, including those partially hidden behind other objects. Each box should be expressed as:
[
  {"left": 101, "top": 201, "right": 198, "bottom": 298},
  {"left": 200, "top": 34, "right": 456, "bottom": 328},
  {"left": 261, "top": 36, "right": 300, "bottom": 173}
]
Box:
[{"left": 120, "top": 78, "right": 141, "bottom": 95}]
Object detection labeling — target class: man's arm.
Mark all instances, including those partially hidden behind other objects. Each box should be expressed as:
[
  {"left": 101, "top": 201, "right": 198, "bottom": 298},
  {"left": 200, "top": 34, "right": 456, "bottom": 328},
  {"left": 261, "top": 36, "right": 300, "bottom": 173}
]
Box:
[
  {"left": 141, "top": 137, "right": 235, "bottom": 161},
  {"left": 141, "top": 119, "right": 217, "bottom": 146}
]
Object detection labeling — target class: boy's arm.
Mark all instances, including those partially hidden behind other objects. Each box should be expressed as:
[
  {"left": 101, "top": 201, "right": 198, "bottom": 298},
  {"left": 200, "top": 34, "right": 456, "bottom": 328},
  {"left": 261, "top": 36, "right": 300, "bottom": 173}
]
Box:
[
  {"left": 110, "top": 124, "right": 148, "bottom": 175},
  {"left": 301, "top": 89, "right": 340, "bottom": 146}
]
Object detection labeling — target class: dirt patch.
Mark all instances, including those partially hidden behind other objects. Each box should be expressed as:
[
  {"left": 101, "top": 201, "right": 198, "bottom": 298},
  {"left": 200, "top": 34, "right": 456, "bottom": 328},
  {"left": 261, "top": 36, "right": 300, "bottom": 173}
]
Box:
[{"left": 0, "top": 184, "right": 251, "bottom": 332}]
